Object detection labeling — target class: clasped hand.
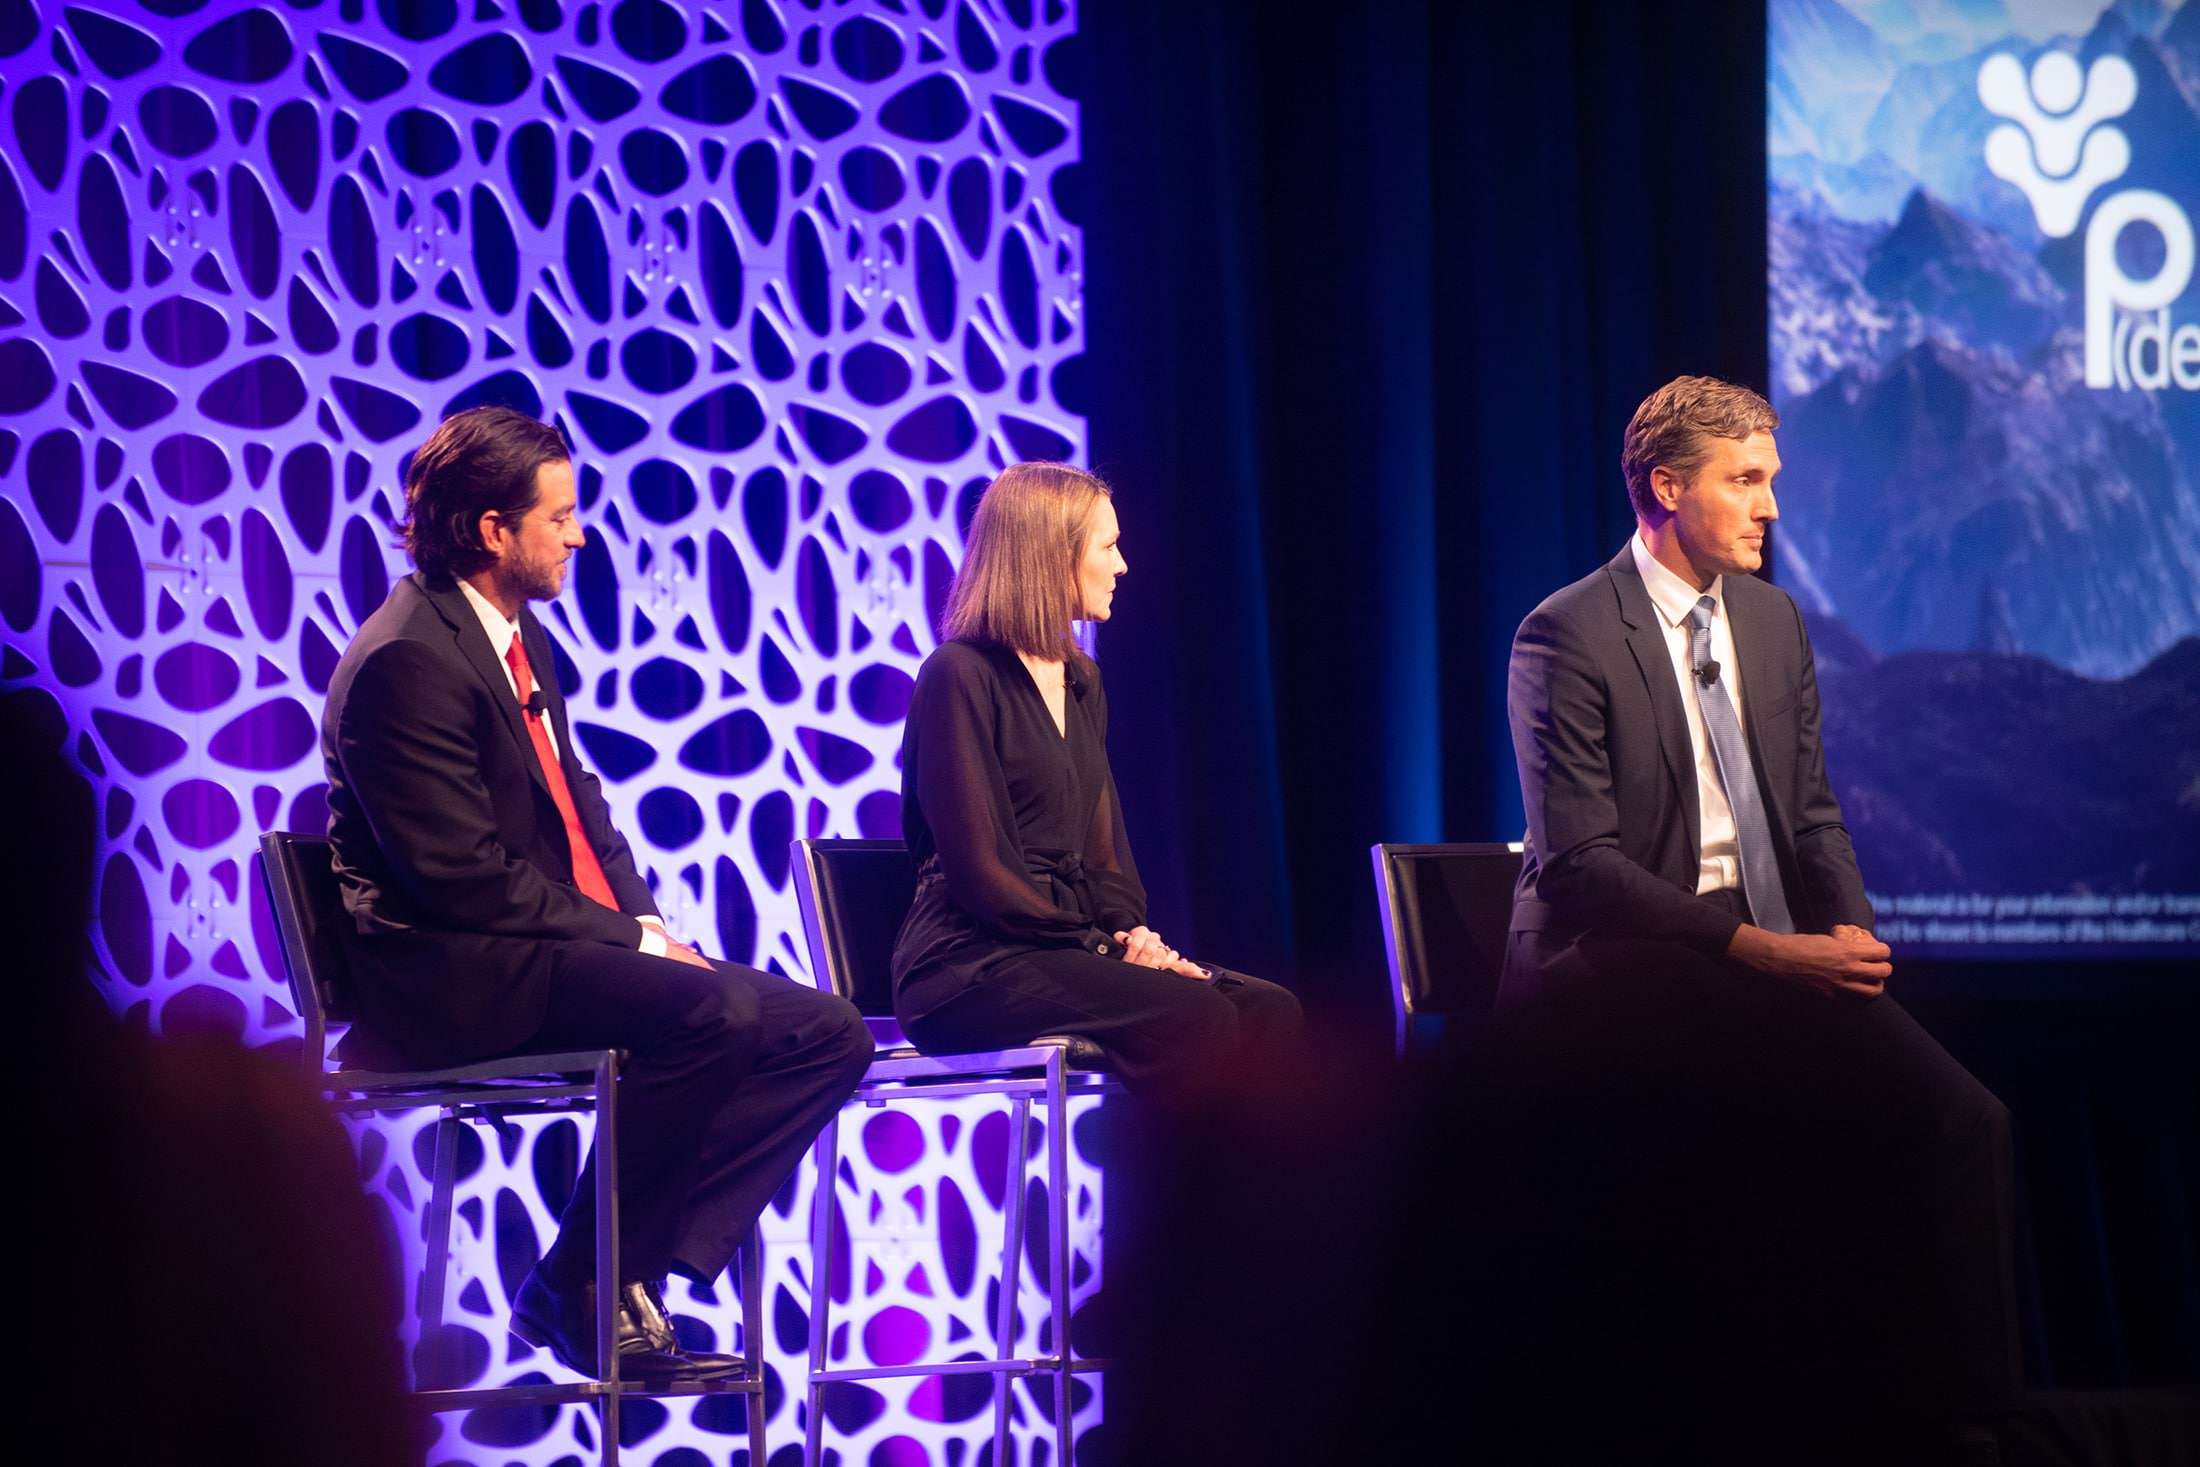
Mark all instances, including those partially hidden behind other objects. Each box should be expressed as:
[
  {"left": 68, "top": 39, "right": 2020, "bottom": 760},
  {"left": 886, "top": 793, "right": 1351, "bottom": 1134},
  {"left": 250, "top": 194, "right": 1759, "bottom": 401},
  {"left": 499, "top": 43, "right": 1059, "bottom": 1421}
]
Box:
[
  {"left": 1113, "top": 925, "right": 1211, "bottom": 980},
  {"left": 664, "top": 939, "right": 714, "bottom": 970},
  {"left": 1729, "top": 921, "right": 1890, "bottom": 999}
]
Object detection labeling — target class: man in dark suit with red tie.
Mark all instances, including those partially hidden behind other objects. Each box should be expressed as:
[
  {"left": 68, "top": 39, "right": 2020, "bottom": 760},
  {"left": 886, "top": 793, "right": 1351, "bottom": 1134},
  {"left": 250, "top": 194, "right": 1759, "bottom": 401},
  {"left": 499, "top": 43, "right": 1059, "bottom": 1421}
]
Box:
[
  {"left": 321, "top": 407, "right": 871, "bottom": 1384},
  {"left": 1500, "top": 377, "right": 2019, "bottom": 1457}
]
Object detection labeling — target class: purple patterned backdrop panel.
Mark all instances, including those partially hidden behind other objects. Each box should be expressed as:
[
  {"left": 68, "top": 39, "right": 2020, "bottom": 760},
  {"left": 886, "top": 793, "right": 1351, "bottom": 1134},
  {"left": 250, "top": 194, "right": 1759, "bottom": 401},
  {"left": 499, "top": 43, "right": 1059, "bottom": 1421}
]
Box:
[
  {"left": 0, "top": 0, "right": 1085, "bottom": 1041},
  {"left": 0, "top": 0, "right": 1094, "bottom": 1460}
]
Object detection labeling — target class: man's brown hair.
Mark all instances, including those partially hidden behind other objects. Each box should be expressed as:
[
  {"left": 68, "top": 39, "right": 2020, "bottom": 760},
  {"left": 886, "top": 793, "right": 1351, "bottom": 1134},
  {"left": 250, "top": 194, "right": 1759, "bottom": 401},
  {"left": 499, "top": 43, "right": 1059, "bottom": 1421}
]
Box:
[
  {"left": 398, "top": 407, "right": 570, "bottom": 578},
  {"left": 942, "top": 461, "right": 1111, "bottom": 660},
  {"left": 1621, "top": 375, "right": 1780, "bottom": 519}
]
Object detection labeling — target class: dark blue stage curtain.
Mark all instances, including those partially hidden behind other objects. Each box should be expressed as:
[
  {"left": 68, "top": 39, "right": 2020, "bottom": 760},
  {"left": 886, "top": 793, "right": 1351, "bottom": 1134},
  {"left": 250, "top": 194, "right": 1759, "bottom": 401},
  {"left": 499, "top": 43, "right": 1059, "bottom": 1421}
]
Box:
[{"left": 1080, "top": 0, "right": 1770, "bottom": 1017}]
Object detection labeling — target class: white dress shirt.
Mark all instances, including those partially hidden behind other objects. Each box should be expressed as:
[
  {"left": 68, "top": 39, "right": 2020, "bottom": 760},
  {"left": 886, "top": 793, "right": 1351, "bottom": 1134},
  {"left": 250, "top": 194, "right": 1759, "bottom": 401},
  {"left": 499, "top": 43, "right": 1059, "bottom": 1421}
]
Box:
[
  {"left": 457, "top": 578, "right": 667, "bottom": 955},
  {"left": 1630, "top": 533, "right": 1747, "bottom": 897},
  {"left": 458, "top": 577, "right": 562, "bottom": 760}
]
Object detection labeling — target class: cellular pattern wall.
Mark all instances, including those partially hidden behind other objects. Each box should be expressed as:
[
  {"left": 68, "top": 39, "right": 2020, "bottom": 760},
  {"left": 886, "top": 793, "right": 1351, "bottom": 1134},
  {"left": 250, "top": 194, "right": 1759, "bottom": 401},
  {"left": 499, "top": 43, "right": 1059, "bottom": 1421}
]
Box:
[{"left": 0, "top": 0, "right": 1097, "bottom": 1461}]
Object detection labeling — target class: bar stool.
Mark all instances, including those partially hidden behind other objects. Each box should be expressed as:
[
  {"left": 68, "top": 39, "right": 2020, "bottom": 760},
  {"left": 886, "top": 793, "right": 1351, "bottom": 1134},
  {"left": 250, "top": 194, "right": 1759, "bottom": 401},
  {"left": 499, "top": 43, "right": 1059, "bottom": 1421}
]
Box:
[
  {"left": 790, "top": 837, "right": 1118, "bottom": 1467},
  {"left": 256, "top": 831, "right": 767, "bottom": 1467}
]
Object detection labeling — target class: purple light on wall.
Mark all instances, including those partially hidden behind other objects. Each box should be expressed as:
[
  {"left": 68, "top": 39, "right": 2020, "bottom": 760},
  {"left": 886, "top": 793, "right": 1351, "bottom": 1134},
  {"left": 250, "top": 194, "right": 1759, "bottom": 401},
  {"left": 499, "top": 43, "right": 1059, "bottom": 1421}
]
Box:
[{"left": 0, "top": 1, "right": 1098, "bottom": 1460}]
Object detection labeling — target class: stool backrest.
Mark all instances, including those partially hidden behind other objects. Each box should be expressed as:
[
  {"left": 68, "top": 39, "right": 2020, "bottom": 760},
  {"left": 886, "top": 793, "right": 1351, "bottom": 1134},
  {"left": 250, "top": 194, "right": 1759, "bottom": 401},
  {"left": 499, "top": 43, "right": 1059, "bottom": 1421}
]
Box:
[
  {"left": 790, "top": 838, "right": 917, "bottom": 1017},
  {"left": 1369, "top": 842, "right": 1524, "bottom": 1055},
  {"left": 256, "top": 830, "right": 352, "bottom": 1070}
]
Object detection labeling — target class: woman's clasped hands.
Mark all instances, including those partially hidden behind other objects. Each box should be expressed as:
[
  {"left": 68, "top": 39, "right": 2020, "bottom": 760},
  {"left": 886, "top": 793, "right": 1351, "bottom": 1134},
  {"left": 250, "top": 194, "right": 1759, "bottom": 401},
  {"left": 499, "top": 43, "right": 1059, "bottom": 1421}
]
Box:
[{"left": 1113, "top": 925, "right": 1212, "bottom": 980}]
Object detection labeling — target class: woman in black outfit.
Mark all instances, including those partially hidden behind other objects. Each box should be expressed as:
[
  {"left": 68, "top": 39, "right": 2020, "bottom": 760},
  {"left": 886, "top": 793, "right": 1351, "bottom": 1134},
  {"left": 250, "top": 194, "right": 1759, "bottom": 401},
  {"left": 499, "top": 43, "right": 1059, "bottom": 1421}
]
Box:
[{"left": 891, "top": 462, "right": 1302, "bottom": 1097}]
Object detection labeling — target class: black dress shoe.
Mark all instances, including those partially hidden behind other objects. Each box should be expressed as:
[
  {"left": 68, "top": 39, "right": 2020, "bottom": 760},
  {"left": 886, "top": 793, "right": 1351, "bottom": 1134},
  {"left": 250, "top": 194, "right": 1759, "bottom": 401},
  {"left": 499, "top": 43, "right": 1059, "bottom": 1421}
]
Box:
[
  {"left": 635, "top": 1280, "right": 749, "bottom": 1375},
  {"left": 511, "top": 1269, "right": 742, "bottom": 1384}
]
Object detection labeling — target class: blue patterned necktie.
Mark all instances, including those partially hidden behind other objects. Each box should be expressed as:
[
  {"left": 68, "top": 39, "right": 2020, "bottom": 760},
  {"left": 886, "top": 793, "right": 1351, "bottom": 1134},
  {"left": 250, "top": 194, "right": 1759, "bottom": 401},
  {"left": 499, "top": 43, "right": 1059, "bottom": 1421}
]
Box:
[{"left": 1687, "top": 595, "right": 1794, "bottom": 934}]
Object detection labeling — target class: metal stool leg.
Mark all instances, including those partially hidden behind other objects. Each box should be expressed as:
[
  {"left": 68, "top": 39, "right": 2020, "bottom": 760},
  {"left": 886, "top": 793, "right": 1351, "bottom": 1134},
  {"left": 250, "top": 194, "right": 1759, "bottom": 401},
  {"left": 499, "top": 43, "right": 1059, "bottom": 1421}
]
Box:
[
  {"left": 301, "top": 1049, "right": 657, "bottom": 1441},
  {"left": 1047, "top": 1060, "right": 1072, "bottom": 1467},
  {"left": 805, "top": 1118, "right": 841, "bottom": 1466},
  {"left": 742, "top": 1230, "right": 766, "bottom": 1465},
  {"left": 992, "top": 1093, "right": 1034, "bottom": 1466},
  {"left": 419, "top": 1114, "right": 462, "bottom": 1387},
  {"left": 595, "top": 1051, "right": 622, "bottom": 1467}
]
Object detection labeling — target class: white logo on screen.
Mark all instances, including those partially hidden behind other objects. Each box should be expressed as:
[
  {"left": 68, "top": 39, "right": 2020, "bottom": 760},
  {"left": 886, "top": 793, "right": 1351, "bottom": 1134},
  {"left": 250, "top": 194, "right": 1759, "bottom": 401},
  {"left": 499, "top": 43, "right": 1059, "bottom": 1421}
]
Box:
[{"left": 1979, "top": 50, "right": 2198, "bottom": 391}]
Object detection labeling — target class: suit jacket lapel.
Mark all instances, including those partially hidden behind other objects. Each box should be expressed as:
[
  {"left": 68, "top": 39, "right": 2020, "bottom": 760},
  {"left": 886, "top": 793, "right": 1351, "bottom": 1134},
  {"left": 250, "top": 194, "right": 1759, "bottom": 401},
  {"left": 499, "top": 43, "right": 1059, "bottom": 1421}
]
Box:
[
  {"left": 1606, "top": 547, "right": 1702, "bottom": 862},
  {"left": 419, "top": 573, "right": 552, "bottom": 799}
]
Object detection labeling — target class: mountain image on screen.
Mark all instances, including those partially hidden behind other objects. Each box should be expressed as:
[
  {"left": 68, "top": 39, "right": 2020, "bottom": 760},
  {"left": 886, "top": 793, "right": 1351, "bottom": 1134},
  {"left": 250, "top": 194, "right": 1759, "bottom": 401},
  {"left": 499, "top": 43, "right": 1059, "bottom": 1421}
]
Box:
[{"left": 1770, "top": 0, "right": 2200, "bottom": 954}]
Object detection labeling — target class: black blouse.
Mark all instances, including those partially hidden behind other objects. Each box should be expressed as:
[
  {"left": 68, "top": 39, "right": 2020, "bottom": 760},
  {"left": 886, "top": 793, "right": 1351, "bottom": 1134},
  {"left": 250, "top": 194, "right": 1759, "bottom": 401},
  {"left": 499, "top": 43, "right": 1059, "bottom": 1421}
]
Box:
[{"left": 891, "top": 639, "right": 1147, "bottom": 987}]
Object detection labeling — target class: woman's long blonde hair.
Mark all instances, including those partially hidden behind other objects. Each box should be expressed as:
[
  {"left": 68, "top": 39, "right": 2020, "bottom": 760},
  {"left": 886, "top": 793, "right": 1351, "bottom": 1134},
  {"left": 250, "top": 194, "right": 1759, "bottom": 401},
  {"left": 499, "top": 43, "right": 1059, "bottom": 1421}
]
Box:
[{"left": 942, "top": 461, "right": 1111, "bottom": 659}]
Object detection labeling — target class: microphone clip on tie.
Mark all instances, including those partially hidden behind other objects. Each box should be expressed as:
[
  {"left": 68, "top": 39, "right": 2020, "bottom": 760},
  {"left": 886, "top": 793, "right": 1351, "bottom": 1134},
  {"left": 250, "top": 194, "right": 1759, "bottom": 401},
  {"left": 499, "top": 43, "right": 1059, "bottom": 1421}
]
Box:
[
  {"left": 1696, "top": 659, "right": 1721, "bottom": 687},
  {"left": 524, "top": 689, "right": 548, "bottom": 717}
]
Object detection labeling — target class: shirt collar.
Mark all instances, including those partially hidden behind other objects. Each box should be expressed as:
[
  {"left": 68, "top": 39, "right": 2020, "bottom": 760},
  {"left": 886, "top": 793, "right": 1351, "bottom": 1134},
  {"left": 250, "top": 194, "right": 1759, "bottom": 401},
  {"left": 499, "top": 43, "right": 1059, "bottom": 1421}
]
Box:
[
  {"left": 1631, "top": 532, "right": 1724, "bottom": 630},
  {"left": 456, "top": 576, "right": 520, "bottom": 661}
]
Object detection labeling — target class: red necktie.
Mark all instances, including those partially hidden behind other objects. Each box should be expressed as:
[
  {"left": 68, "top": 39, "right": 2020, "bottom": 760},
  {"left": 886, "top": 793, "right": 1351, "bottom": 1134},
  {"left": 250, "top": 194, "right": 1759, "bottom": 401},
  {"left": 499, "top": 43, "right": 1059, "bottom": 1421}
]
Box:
[{"left": 505, "top": 635, "right": 620, "bottom": 910}]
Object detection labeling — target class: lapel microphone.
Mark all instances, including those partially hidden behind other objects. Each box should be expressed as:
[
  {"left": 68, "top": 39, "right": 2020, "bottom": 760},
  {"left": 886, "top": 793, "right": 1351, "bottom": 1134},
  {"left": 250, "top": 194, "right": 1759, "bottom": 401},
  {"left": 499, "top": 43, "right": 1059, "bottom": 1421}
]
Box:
[
  {"left": 524, "top": 689, "right": 548, "bottom": 717},
  {"left": 1696, "top": 660, "right": 1721, "bottom": 687}
]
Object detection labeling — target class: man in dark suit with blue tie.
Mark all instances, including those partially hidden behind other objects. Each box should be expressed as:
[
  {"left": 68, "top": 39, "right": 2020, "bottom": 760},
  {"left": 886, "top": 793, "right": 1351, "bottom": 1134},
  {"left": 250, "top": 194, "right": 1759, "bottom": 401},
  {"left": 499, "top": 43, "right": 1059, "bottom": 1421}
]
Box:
[
  {"left": 322, "top": 407, "right": 871, "bottom": 1385},
  {"left": 1500, "top": 376, "right": 2019, "bottom": 1457}
]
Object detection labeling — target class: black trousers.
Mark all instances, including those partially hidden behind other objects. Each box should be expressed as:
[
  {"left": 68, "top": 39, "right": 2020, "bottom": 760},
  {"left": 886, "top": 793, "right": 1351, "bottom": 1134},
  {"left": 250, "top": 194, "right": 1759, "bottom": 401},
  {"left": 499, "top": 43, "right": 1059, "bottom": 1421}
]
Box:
[
  {"left": 899, "top": 949, "right": 1303, "bottom": 1099},
  {"left": 515, "top": 941, "right": 872, "bottom": 1287},
  {"left": 1483, "top": 918, "right": 2021, "bottom": 1454}
]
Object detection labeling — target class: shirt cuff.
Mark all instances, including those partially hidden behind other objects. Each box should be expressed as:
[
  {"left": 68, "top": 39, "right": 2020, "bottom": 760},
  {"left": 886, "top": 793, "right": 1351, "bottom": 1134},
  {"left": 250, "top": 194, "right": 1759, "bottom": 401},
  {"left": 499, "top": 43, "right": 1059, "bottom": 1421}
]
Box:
[{"left": 636, "top": 917, "right": 668, "bottom": 957}]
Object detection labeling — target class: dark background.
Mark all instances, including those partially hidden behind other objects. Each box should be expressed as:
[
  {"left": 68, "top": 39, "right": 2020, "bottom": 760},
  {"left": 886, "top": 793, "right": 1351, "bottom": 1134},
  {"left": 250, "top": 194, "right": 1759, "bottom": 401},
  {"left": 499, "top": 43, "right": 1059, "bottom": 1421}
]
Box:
[
  {"left": 1078, "top": 0, "right": 2197, "bottom": 1395},
  {"left": 1082, "top": 0, "right": 1771, "bottom": 1003}
]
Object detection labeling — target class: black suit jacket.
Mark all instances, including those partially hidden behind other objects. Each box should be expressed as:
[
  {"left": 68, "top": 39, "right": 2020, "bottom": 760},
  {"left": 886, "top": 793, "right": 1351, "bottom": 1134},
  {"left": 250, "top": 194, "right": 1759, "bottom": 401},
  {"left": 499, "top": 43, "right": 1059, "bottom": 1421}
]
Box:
[
  {"left": 1501, "top": 543, "right": 1871, "bottom": 997},
  {"left": 321, "top": 572, "right": 658, "bottom": 1064}
]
